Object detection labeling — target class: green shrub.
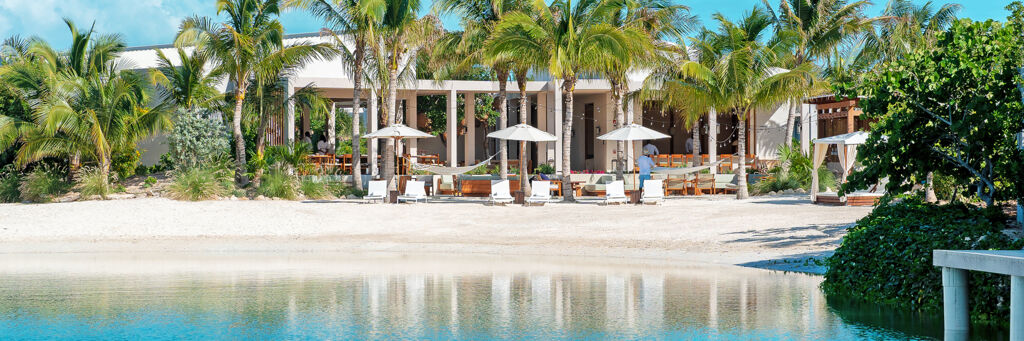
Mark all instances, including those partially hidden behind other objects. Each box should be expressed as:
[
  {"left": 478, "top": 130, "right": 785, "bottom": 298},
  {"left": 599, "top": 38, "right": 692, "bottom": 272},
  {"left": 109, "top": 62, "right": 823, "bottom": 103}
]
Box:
[
  {"left": 752, "top": 174, "right": 802, "bottom": 194},
  {"left": 534, "top": 163, "right": 555, "bottom": 174},
  {"left": 327, "top": 181, "right": 365, "bottom": 197},
  {"left": 76, "top": 167, "right": 112, "bottom": 199},
  {"left": 0, "top": 165, "right": 22, "bottom": 203},
  {"left": 258, "top": 168, "right": 299, "bottom": 200},
  {"left": 823, "top": 200, "right": 1024, "bottom": 326},
  {"left": 168, "top": 108, "right": 230, "bottom": 171},
  {"left": 299, "top": 178, "right": 332, "bottom": 199},
  {"left": 143, "top": 176, "right": 157, "bottom": 188},
  {"left": 111, "top": 148, "right": 140, "bottom": 179},
  {"left": 19, "top": 165, "right": 70, "bottom": 203},
  {"left": 167, "top": 166, "right": 233, "bottom": 201},
  {"left": 756, "top": 142, "right": 838, "bottom": 194}
]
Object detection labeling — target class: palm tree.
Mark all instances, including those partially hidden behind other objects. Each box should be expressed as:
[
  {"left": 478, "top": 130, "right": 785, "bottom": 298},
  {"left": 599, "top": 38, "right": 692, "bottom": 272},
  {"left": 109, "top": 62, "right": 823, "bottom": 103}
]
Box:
[
  {"left": 855, "top": 0, "right": 960, "bottom": 69},
  {"left": 148, "top": 48, "right": 225, "bottom": 110},
  {"left": 176, "top": 0, "right": 335, "bottom": 188},
  {"left": 762, "top": 0, "right": 870, "bottom": 149},
  {"left": 435, "top": 0, "right": 536, "bottom": 180},
  {"left": 286, "top": 0, "right": 384, "bottom": 192},
  {"left": 374, "top": 0, "right": 441, "bottom": 189},
  {"left": 487, "top": 0, "right": 631, "bottom": 201}
]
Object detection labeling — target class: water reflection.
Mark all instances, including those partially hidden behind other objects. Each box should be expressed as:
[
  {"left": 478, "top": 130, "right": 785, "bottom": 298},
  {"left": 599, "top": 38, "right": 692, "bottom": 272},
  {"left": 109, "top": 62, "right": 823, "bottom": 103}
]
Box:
[{"left": 0, "top": 253, "right": 933, "bottom": 340}]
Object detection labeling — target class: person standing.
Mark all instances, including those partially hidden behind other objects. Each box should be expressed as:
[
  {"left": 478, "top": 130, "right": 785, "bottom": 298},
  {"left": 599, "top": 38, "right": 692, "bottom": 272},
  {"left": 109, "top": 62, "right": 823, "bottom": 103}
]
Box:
[
  {"left": 637, "top": 149, "right": 657, "bottom": 189},
  {"left": 643, "top": 141, "right": 660, "bottom": 156}
]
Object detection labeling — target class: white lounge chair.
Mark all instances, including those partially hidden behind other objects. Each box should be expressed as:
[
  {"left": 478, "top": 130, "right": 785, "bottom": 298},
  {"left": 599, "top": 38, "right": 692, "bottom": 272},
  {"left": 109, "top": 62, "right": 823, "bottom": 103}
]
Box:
[
  {"left": 490, "top": 179, "right": 514, "bottom": 205},
  {"left": 526, "top": 181, "right": 551, "bottom": 206},
  {"left": 641, "top": 179, "right": 664, "bottom": 205},
  {"left": 398, "top": 180, "right": 427, "bottom": 203},
  {"left": 364, "top": 180, "right": 387, "bottom": 203},
  {"left": 604, "top": 180, "right": 628, "bottom": 205}
]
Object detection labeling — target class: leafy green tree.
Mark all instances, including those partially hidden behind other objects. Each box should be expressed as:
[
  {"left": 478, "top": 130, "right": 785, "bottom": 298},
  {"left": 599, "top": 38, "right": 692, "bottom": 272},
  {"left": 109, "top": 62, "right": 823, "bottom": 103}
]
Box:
[
  {"left": 148, "top": 48, "right": 225, "bottom": 110},
  {"left": 844, "top": 15, "right": 1024, "bottom": 206},
  {"left": 487, "top": 0, "right": 631, "bottom": 201}
]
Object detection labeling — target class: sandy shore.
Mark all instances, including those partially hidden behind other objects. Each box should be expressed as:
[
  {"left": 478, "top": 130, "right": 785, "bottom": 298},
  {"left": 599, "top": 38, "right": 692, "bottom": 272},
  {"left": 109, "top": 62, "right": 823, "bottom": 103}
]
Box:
[{"left": 0, "top": 195, "right": 872, "bottom": 272}]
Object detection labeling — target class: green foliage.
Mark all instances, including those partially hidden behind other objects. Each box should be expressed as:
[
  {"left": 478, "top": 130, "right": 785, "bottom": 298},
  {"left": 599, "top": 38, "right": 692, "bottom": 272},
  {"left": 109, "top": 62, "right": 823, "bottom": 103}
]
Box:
[
  {"left": 265, "top": 142, "right": 314, "bottom": 175},
  {"left": 18, "top": 165, "right": 70, "bottom": 203},
  {"left": 823, "top": 200, "right": 1024, "bottom": 326},
  {"left": 167, "top": 108, "right": 230, "bottom": 171},
  {"left": 143, "top": 176, "right": 157, "bottom": 188},
  {"left": 464, "top": 164, "right": 491, "bottom": 175},
  {"left": 326, "top": 181, "right": 365, "bottom": 198},
  {"left": 258, "top": 168, "right": 300, "bottom": 200},
  {"left": 0, "top": 165, "right": 22, "bottom": 203},
  {"left": 166, "top": 165, "right": 233, "bottom": 201},
  {"left": 111, "top": 148, "right": 140, "bottom": 180},
  {"left": 534, "top": 163, "right": 556, "bottom": 174},
  {"left": 77, "top": 167, "right": 112, "bottom": 199},
  {"left": 753, "top": 143, "right": 836, "bottom": 194},
  {"left": 299, "top": 178, "right": 332, "bottom": 199},
  {"left": 845, "top": 17, "right": 1024, "bottom": 205}
]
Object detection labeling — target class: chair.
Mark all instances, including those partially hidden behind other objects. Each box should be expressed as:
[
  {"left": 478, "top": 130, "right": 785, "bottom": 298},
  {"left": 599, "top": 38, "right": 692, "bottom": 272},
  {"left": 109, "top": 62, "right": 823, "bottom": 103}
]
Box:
[
  {"left": 665, "top": 174, "right": 689, "bottom": 196},
  {"left": 438, "top": 175, "right": 459, "bottom": 196},
  {"left": 695, "top": 173, "right": 715, "bottom": 195},
  {"left": 641, "top": 179, "right": 665, "bottom": 204},
  {"left": 364, "top": 180, "right": 387, "bottom": 203},
  {"left": 397, "top": 180, "right": 428, "bottom": 203},
  {"left": 489, "top": 179, "right": 514, "bottom": 205},
  {"left": 603, "top": 180, "right": 628, "bottom": 205},
  {"left": 526, "top": 181, "right": 552, "bottom": 206},
  {"left": 670, "top": 154, "right": 684, "bottom": 168}
]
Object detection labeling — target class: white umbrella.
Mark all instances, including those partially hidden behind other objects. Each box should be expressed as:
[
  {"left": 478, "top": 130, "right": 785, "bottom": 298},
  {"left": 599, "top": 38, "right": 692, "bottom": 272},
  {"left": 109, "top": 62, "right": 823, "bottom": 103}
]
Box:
[
  {"left": 598, "top": 124, "right": 671, "bottom": 197},
  {"left": 364, "top": 124, "right": 434, "bottom": 193},
  {"left": 488, "top": 124, "right": 557, "bottom": 197}
]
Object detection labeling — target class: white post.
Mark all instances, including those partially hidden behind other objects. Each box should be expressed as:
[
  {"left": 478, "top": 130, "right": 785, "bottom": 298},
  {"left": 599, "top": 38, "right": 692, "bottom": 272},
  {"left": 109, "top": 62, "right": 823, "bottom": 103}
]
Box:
[
  {"left": 464, "top": 93, "right": 476, "bottom": 165},
  {"left": 328, "top": 102, "right": 337, "bottom": 152},
  {"left": 368, "top": 90, "right": 379, "bottom": 177},
  {"left": 406, "top": 92, "right": 418, "bottom": 157},
  {"left": 552, "top": 81, "right": 563, "bottom": 174},
  {"left": 1012, "top": 276, "right": 1024, "bottom": 341},
  {"left": 285, "top": 80, "right": 295, "bottom": 146},
  {"left": 708, "top": 108, "right": 717, "bottom": 174},
  {"left": 942, "top": 267, "right": 970, "bottom": 341},
  {"left": 447, "top": 89, "right": 458, "bottom": 167}
]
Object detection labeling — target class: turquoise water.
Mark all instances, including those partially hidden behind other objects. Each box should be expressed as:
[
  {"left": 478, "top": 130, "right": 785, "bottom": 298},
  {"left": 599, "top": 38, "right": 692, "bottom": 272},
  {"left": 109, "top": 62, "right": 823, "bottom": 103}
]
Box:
[{"left": 0, "top": 253, "right": 993, "bottom": 340}]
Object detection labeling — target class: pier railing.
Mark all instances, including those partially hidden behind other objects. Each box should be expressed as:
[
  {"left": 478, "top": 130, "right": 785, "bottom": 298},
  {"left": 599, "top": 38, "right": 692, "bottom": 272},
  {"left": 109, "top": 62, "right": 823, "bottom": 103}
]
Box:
[{"left": 933, "top": 250, "right": 1024, "bottom": 340}]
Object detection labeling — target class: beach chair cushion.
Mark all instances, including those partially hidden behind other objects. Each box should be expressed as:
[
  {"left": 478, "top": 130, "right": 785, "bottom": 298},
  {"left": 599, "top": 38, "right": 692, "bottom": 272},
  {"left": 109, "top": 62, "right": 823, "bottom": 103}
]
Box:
[
  {"left": 642, "top": 180, "right": 664, "bottom": 203},
  {"left": 364, "top": 180, "right": 387, "bottom": 201},
  {"left": 604, "top": 180, "right": 627, "bottom": 204},
  {"left": 398, "top": 180, "right": 427, "bottom": 202},
  {"left": 490, "top": 179, "right": 513, "bottom": 203},
  {"left": 527, "top": 181, "right": 551, "bottom": 203},
  {"left": 714, "top": 174, "right": 738, "bottom": 190}
]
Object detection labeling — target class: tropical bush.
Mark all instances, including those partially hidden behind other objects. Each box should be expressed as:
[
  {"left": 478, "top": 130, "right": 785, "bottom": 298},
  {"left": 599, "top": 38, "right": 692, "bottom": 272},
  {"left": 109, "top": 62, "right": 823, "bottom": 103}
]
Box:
[
  {"left": 143, "top": 176, "right": 158, "bottom": 188},
  {"left": 258, "top": 168, "right": 300, "bottom": 200},
  {"left": 752, "top": 143, "right": 836, "bottom": 194},
  {"left": 299, "top": 178, "right": 332, "bottom": 199},
  {"left": 76, "top": 167, "right": 113, "bottom": 199},
  {"left": 0, "top": 165, "right": 22, "bottom": 203},
  {"left": 823, "top": 200, "right": 1024, "bottom": 326},
  {"left": 111, "top": 148, "right": 140, "bottom": 179},
  {"left": 18, "top": 165, "right": 70, "bottom": 203},
  {"left": 166, "top": 165, "right": 233, "bottom": 201},
  {"left": 534, "top": 163, "right": 556, "bottom": 174},
  {"left": 167, "top": 108, "right": 230, "bottom": 171},
  {"left": 327, "top": 181, "right": 364, "bottom": 197}
]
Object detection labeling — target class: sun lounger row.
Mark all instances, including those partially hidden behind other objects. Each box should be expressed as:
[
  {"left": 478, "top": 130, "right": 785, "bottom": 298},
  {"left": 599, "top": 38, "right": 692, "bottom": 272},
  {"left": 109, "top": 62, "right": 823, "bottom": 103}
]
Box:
[{"left": 364, "top": 179, "right": 666, "bottom": 205}]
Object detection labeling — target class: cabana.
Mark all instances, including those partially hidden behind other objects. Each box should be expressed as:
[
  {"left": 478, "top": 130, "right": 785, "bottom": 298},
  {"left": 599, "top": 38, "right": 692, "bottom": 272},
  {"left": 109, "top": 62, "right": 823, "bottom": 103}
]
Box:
[{"left": 811, "top": 131, "right": 881, "bottom": 206}]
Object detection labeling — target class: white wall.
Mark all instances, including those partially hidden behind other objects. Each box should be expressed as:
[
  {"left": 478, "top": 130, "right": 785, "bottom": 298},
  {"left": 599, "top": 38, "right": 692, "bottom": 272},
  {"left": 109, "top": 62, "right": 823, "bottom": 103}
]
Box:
[{"left": 754, "top": 102, "right": 791, "bottom": 160}]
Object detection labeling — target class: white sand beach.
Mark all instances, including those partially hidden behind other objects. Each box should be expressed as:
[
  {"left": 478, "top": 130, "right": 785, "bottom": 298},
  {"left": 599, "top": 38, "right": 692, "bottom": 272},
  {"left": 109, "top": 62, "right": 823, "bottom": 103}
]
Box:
[{"left": 0, "top": 196, "right": 872, "bottom": 271}]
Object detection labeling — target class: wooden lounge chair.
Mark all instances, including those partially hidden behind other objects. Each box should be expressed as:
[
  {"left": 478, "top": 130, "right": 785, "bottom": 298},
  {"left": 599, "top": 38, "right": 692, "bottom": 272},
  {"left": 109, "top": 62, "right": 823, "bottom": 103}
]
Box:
[
  {"left": 670, "top": 154, "right": 684, "bottom": 168},
  {"left": 603, "top": 180, "right": 628, "bottom": 205},
  {"left": 641, "top": 179, "right": 665, "bottom": 205},
  {"left": 364, "top": 180, "right": 387, "bottom": 203},
  {"left": 397, "top": 180, "right": 427, "bottom": 203},
  {"left": 489, "top": 179, "right": 514, "bottom": 205},
  {"left": 526, "top": 181, "right": 552, "bottom": 206},
  {"left": 694, "top": 173, "right": 715, "bottom": 195},
  {"left": 665, "top": 174, "right": 689, "bottom": 196},
  {"left": 438, "top": 175, "right": 459, "bottom": 196}
]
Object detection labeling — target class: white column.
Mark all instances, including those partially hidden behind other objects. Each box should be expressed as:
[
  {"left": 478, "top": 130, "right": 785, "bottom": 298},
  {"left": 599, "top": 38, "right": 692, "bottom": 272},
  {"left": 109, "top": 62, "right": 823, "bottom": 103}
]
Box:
[
  {"left": 464, "top": 93, "right": 476, "bottom": 165},
  {"left": 708, "top": 108, "right": 717, "bottom": 174},
  {"left": 285, "top": 81, "right": 295, "bottom": 145},
  {"left": 942, "top": 267, "right": 969, "bottom": 340},
  {"left": 328, "top": 102, "right": 337, "bottom": 152},
  {"left": 537, "top": 92, "right": 549, "bottom": 165},
  {"left": 1012, "top": 276, "right": 1024, "bottom": 341},
  {"left": 626, "top": 97, "right": 637, "bottom": 171},
  {"left": 552, "top": 81, "right": 563, "bottom": 173},
  {"left": 368, "top": 90, "right": 379, "bottom": 177},
  {"left": 406, "top": 92, "right": 418, "bottom": 157},
  {"left": 447, "top": 89, "right": 458, "bottom": 167}
]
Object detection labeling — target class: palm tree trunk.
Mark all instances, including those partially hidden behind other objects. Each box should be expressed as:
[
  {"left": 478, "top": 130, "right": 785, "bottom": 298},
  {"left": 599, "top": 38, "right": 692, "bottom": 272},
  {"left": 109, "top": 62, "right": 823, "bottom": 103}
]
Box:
[
  {"left": 708, "top": 108, "right": 717, "bottom": 173},
  {"left": 384, "top": 66, "right": 398, "bottom": 190},
  {"left": 232, "top": 88, "right": 249, "bottom": 188},
  {"left": 252, "top": 104, "right": 271, "bottom": 188},
  {"left": 561, "top": 78, "right": 576, "bottom": 202},
  {"left": 516, "top": 69, "right": 530, "bottom": 194},
  {"left": 691, "top": 118, "right": 701, "bottom": 165},
  {"left": 611, "top": 79, "right": 625, "bottom": 181},
  {"left": 351, "top": 41, "right": 364, "bottom": 191},
  {"left": 736, "top": 112, "right": 749, "bottom": 199},
  {"left": 496, "top": 67, "right": 509, "bottom": 180},
  {"left": 783, "top": 99, "right": 798, "bottom": 172},
  {"left": 100, "top": 155, "right": 111, "bottom": 199}
]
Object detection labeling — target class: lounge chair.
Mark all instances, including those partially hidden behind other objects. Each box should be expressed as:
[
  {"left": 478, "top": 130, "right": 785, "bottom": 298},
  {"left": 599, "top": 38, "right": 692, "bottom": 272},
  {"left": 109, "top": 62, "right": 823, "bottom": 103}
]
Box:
[
  {"left": 397, "top": 180, "right": 427, "bottom": 203},
  {"left": 603, "top": 180, "right": 628, "bottom": 205},
  {"left": 695, "top": 173, "right": 715, "bottom": 195},
  {"left": 438, "top": 175, "right": 458, "bottom": 196},
  {"left": 526, "top": 181, "right": 552, "bottom": 206},
  {"left": 364, "top": 180, "right": 387, "bottom": 203},
  {"left": 641, "top": 179, "right": 665, "bottom": 205},
  {"left": 490, "top": 179, "right": 514, "bottom": 205}
]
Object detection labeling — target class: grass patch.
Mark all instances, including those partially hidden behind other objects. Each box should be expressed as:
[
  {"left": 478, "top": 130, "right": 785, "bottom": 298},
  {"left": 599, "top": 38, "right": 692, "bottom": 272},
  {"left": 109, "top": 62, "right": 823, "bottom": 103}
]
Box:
[
  {"left": 76, "top": 167, "right": 112, "bottom": 199},
  {"left": 19, "top": 165, "right": 70, "bottom": 203},
  {"left": 167, "top": 166, "right": 233, "bottom": 201},
  {"left": 300, "top": 178, "right": 332, "bottom": 200},
  {"left": 258, "top": 168, "right": 299, "bottom": 200}
]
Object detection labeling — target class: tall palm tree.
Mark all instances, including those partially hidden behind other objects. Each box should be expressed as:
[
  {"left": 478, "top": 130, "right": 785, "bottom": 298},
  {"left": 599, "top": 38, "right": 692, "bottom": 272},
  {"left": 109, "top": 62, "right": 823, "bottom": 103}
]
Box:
[
  {"left": 177, "top": 0, "right": 335, "bottom": 188},
  {"left": 148, "top": 47, "right": 225, "bottom": 110},
  {"left": 375, "top": 0, "right": 441, "bottom": 189},
  {"left": 434, "top": 0, "right": 527, "bottom": 180},
  {"left": 762, "top": 0, "right": 870, "bottom": 148},
  {"left": 855, "top": 0, "right": 960, "bottom": 69},
  {"left": 287, "top": 0, "right": 384, "bottom": 191},
  {"left": 487, "top": 0, "right": 631, "bottom": 201}
]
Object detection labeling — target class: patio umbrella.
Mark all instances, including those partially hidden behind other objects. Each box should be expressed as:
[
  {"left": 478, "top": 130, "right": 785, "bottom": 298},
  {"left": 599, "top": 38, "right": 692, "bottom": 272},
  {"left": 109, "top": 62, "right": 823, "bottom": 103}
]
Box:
[
  {"left": 487, "top": 123, "right": 557, "bottom": 195},
  {"left": 598, "top": 124, "right": 671, "bottom": 192},
  {"left": 364, "top": 124, "right": 434, "bottom": 191}
]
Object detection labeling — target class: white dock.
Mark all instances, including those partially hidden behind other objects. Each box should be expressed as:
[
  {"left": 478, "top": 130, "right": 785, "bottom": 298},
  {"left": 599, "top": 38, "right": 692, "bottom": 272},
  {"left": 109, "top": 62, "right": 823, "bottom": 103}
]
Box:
[{"left": 933, "top": 250, "right": 1024, "bottom": 340}]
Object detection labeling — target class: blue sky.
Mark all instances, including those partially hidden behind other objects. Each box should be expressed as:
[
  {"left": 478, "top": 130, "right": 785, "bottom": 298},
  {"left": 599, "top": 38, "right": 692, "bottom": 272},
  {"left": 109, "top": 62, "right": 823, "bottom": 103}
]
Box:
[{"left": 0, "top": 0, "right": 1012, "bottom": 48}]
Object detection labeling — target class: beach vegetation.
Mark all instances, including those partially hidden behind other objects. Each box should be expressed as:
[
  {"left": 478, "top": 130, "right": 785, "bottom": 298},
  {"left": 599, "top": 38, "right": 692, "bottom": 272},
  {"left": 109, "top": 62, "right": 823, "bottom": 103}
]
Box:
[
  {"left": 76, "top": 166, "right": 114, "bottom": 199},
  {"left": 257, "top": 167, "right": 300, "bottom": 200},
  {"left": 0, "top": 165, "right": 22, "bottom": 203},
  {"left": 18, "top": 164, "right": 71, "bottom": 203},
  {"left": 167, "top": 164, "right": 234, "bottom": 201},
  {"left": 753, "top": 142, "right": 836, "bottom": 194},
  {"left": 167, "top": 108, "right": 230, "bottom": 171},
  {"left": 299, "top": 178, "right": 332, "bottom": 199}
]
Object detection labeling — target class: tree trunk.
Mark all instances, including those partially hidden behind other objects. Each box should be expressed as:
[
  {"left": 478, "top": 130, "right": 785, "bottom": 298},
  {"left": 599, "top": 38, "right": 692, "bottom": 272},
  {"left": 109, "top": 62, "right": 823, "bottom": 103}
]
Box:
[
  {"left": 611, "top": 79, "right": 625, "bottom": 181},
  {"left": 561, "top": 79, "right": 576, "bottom": 202},
  {"left": 351, "top": 41, "right": 364, "bottom": 191},
  {"left": 327, "top": 102, "right": 336, "bottom": 153},
  {"left": 625, "top": 96, "right": 635, "bottom": 171},
  {"left": 252, "top": 103, "right": 271, "bottom": 189},
  {"left": 99, "top": 156, "right": 110, "bottom": 199},
  {"left": 783, "top": 99, "right": 798, "bottom": 172},
  {"left": 232, "top": 87, "right": 249, "bottom": 188},
  {"left": 692, "top": 118, "right": 701, "bottom": 165},
  {"left": 516, "top": 69, "right": 531, "bottom": 194},
  {"left": 736, "top": 112, "right": 749, "bottom": 199},
  {"left": 925, "top": 172, "right": 937, "bottom": 203},
  {"left": 384, "top": 66, "right": 398, "bottom": 190},
  {"left": 496, "top": 67, "right": 509, "bottom": 180}
]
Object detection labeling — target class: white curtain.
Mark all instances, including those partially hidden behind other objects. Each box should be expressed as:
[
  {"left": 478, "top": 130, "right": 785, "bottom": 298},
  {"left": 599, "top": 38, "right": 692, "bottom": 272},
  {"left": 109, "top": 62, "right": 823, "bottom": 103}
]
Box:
[
  {"left": 811, "top": 143, "right": 830, "bottom": 200},
  {"left": 836, "top": 144, "right": 859, "bottom": 183}
]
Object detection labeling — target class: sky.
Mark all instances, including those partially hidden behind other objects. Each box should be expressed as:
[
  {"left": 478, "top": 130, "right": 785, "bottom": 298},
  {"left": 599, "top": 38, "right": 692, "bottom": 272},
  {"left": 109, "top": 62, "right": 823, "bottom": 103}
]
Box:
[{"left": 0, "top": 0, "right": 1013, "bottom": 48}]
